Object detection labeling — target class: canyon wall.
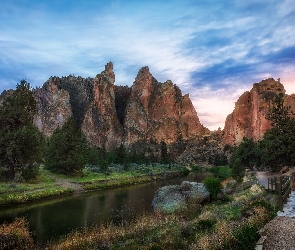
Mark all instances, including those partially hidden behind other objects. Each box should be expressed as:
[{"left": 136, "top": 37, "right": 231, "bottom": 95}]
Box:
[
  {"left": 30, "top": 62, "right": 208, "bottom": 149},
  {"left": 223, "top": 78, "right": 293, "bottom": 145}
]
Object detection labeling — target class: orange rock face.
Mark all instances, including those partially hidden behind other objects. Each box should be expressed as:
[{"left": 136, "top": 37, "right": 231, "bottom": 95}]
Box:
[
  {"left": 223, "top": 78, "right": 286, "bottom": 145},
  {"left": 82, "top": 62, "right": 124, "bottom": 150},
  {"left": 124, "top": 67, "right": 208, "bottom": 145}
]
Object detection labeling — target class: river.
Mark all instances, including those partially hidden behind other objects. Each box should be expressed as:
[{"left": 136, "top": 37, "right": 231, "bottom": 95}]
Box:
[{"left": 0, "top": 172, "right": 211, "bottom": 244}]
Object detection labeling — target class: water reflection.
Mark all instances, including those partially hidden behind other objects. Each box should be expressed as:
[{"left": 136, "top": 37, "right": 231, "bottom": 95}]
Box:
[
  {"left": 256, "top": 171, "right": 281, "bottom": 188},
  {"left": 0, "top": 172, "right": 211, "bottom": 243}
]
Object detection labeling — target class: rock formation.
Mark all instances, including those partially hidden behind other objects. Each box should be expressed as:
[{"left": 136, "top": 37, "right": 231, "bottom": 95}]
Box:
[
  {"left": 12, "top": 62, "right": 208, "bottom": 150},
  {"left": 124, "top": 66, "right": 209, "bottom": 145},
  {"left": 33, "top": 79, "right": 73, "bottom": 137},
  {"left": 82, "top": 62, "right": 124, "bottom": 150},
  {"left": 223, "top": 78, "right": 289, "bottom": 145}
]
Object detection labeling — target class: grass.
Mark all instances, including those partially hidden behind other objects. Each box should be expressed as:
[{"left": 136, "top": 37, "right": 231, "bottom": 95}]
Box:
[
  {"left": 45, "top": 164, "right": 188, "bottom": 191},
  {"left": 209, "top": 166, "right": 232, "bottom": 180},
  {"left": 0, "top": 167, "right": 73, "bottom": 205},
  {"left": 0, "top": 164, "right": 188, "bottom": 205},
  {"left": 46, "top": 178, "right": 278, "bottom": 250},
  {"left": 0, "top": 187, "right": 74, "bottom": 205},
  {"left": 0, "top": 168, "right": 56, "bottom": 195}
]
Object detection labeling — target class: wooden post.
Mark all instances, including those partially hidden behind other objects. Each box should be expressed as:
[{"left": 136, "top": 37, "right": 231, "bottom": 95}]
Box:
[{"left": 277, "top": 179, "right": 283, "bottom": 212}]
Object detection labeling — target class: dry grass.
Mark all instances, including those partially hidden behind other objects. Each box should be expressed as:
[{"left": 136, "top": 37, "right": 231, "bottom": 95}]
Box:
[
  {"left": 0, "top": 218, "right": 35, "bottom": 250},
  {"left": 46, "top": 212, "right": 181, "bottom": 250}
]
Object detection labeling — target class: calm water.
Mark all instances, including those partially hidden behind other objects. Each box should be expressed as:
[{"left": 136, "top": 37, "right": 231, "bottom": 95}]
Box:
[
  {"left": 256, "top": 171, "right": 281, "bottom": 188},
  {"left": 0, "top": 172, "right": 211, "bottom": 244}
]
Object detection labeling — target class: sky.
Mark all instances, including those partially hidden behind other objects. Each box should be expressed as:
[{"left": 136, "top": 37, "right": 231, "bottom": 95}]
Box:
[{"left": 0, "top": 0, "right": 295, "bottom": 130}]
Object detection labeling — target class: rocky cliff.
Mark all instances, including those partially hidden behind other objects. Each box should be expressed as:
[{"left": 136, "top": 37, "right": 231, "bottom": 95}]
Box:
[
  {"left": 124, "top": 66, "right": 209, "bottom": 145},
  {"left": 30, "top": 62, "right": 208, "bottom": 149},
  {"left": 223, "top": 78, "right": 293, "bottom": 145}
]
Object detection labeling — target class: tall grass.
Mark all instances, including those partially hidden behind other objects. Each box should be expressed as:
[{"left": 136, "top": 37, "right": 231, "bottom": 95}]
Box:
[{"left": 0, "top": 218, "right": 35, "bottom": 250}]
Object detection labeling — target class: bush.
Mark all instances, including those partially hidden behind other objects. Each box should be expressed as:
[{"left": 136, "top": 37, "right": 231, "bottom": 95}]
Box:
[
  {"left": 203, "top": 177, "right": 222, "bottom": 200},
  {"left": 181, "top": 167, "right": 190, "bottom": 176},
  {"left": 209, "top": 166, "right": 232, "bottom": 180},
  {"left": 195, "top": 219, "right": 216, "bottom": 232},
  {"left": 232, "top": 223, "right": 259, "bottom": 250},
  {"left": 209, "top": 152, "right": 228, "bottom": 166},
  {"left": 0, "top": 218, "right": 35, "bottom": 250},
  {"left": 21, "top": 162, "right": 39, "bottom": 180}
]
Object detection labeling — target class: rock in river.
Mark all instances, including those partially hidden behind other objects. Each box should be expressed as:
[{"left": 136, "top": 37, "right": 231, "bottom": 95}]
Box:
[{"left": 152, "top": 181, "right": 210, "bottom": 213}]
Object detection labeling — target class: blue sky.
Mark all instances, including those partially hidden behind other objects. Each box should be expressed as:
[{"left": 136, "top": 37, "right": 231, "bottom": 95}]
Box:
[{"left": 1, "top": 0, "right": 295, "bottom": 130}]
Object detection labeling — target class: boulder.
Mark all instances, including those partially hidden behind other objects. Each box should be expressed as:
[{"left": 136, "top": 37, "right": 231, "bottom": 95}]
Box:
[
  {"left": 180, "top": 181, "right": 210, "bottom": 203},
  {"left": 152, "top": 182, "right": 210, "bottom": 213},
  {"left": 152, "top": 185, "right": 186, "bottom": 213}
]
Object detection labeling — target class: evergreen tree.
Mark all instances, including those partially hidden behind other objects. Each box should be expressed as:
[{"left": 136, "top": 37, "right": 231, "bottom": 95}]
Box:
[
  {"left": 0, "top": 80, "right": 45, "bottom": 180},
  {"left": 115, "top": 144, "right": 126, "bottom": 164},
  {"left": 230, "top": 137, "right": 258, "bottom": 181},
  {"left": 259, "top": 93, "right": 295, "bottom": 171},
  {"left": 44, "top": 116, "right": 87, "bottom": 174}
]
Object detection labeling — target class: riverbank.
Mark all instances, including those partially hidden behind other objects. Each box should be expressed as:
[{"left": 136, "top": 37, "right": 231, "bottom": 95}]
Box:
[
  {"left": 45, "top": 175, "right": 278, "bottom": 249},
  {"left": 0, "top": 165, "right": 188, "bottom": 206}
]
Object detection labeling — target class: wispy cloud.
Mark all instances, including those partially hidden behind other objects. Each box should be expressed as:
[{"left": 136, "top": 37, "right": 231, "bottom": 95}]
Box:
[{"left": 0, "top": 0, "right": 294, "bottom": 130}]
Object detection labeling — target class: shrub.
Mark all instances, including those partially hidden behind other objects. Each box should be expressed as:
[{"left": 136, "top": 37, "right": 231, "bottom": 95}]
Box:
[
  {"left": 203, "top": 177, "right": 222, "bottom": 200},
  {"left": 209, "top": 153, "right": 228, "bottom": 166},
  {"left": 21, "top": 162, "right": 39, "bottom": 180},
  {"left": 232, "top": 223, "right": 259, "bottom": 250},
  {"left": 209, "top": 166, "right": 232, "bottom": 180},
  {"left": 0, "top": 218, "right": 35, "bottom": 250},
  {"left": 181, "top": 166, "right": 190, "bottom": 176},
  {"left": 196, "top": 219, "right": 216, "bottom": 232}
]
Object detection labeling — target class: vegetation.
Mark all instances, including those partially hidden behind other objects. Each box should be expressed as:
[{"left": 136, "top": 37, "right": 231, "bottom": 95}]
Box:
[
  {"left": 0, "top": 218, "right": 35, "bottom": 250},
  {"left": 0, "top": 167, "right": 73, "bottom": 205},
  {"left": 203, "top": 177, "right": 222, "bottom": 200},
  {"left": 258, "top": 93, "right": 295, "bottom": 171},
  {"left": 228, "top": 93, "right": 295, "bottom": 175},
  {"left": 0, "top": 80, "right": 45, "bottom": 180},
  {"left": 209, "top": 166, "right": 232, "bottom": 180},
  {"left": 208, "top": 152, "right": 228, "bottom": 166},
  {"left": 44, "top": 116, "right": 88, "bottom": 174},
  {"left": 70, "top": 163, "right": 188, "bottom": 190},
  {"left": 229, "top": 137, "right": 258, "bottom": 181},
  {"left": 46, "top": 180, "right": 277, "bottom": 250}
]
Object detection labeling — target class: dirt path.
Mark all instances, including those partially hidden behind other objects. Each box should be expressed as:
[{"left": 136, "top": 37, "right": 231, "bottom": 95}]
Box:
[
  {"left": 256, "top": 170, "right": 295, "bottom": 249},
  {"left": 45, "top": 173, "right": 84, "bottom": 191},
  {"left": 257, "top": 216, "right": 295, "bottom": 250}
]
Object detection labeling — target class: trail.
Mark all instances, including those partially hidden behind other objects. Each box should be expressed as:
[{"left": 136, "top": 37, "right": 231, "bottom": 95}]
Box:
[
  {"left": 45, "top": 172, "right": 84, "bottom": 191},
  {"left": 256, "top": 171, "right": 295, "bottom": 250}
]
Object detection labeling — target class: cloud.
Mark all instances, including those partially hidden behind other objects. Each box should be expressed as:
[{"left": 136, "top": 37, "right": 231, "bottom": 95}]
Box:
[{"left": 0, "top": 0, "right": 295, "bottom": 130}]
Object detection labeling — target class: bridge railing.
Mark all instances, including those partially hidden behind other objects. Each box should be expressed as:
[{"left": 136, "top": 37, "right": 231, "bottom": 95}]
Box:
[{"left": 267, "top": 175, "right": 291, "bottom": 212}]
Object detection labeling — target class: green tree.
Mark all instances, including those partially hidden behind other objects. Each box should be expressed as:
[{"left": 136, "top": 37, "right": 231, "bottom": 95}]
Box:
[
  {"left": 230, "top": 137, "right": 258, "bottom": 181},
  {"left": 160, "top": 140, "right": 171, "bottom": 164},
  {"left": 115, "top": 144, "right": 127, "bottom": 164},
  {"left": 259, "top": 93, "right": 295, "bottom": 171},
  {"left": 44, "top": 116, "right": 88, "bottom": 174},
  {"left": 0, "top": 80, "right": 45, "bottom": 180}
]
